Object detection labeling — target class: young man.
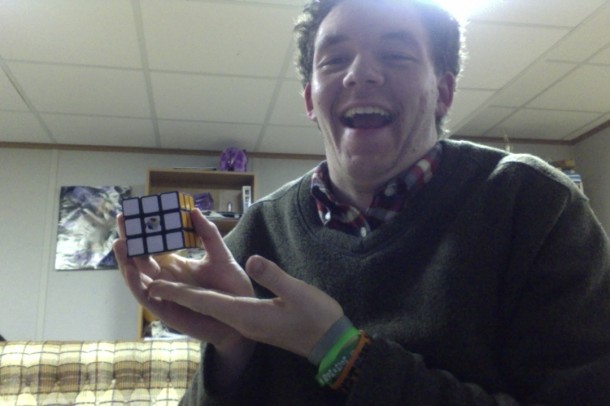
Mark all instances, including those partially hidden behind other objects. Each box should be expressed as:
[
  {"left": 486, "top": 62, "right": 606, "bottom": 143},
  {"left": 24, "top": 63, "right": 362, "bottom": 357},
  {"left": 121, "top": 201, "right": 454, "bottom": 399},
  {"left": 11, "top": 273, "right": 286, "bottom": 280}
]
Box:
[{"left": 115, "top": 0, "right": 610, "bottom": 404}]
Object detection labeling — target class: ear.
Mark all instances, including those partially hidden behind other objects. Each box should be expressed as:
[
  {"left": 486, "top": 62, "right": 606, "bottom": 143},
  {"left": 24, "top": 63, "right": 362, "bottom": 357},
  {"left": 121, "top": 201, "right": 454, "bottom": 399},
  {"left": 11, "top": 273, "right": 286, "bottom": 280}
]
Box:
[
  {"left": 304, "top": 83, "right": 317, "bottom": 122},
  {"left": 435, "top": 72, "right": 456, "bottom": 119}
]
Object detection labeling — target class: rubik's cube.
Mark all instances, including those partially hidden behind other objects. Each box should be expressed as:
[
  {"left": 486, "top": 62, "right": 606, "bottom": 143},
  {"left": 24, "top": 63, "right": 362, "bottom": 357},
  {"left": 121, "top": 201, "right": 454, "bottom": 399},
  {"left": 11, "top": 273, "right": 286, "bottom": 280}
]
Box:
[{"left": 121, "top": 191, "right": 199, "bottom": 257}]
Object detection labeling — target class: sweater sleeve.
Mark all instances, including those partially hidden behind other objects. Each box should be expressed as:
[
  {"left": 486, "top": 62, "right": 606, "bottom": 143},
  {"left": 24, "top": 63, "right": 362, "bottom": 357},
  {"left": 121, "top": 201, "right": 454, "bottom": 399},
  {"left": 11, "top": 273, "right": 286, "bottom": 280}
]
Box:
[
  {"left": 347, "top": 180, "right": 610, "bottom": 405},
  {"left": 180, "top": 343, "right": 267, "bottom": 406}
]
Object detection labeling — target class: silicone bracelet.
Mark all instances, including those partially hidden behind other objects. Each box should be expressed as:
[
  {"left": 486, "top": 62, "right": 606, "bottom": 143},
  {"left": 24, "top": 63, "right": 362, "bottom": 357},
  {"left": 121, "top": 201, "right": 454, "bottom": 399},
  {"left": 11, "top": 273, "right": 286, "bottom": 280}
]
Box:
[
  {"left": 330, "top": 331, "right": 369, "bottom": 390},
  {"left": 317, "top": 326, "right": 359, "bottom": 372},
  {"left": 308, "top": 315, "right": 354, "bottom": 365}
]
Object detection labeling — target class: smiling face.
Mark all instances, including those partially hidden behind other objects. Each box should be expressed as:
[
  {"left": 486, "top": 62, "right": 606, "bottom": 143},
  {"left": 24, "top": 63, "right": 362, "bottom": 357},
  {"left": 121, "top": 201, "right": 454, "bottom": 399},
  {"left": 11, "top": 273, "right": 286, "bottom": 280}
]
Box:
[{"left": 304, "top": 0, "right": 455, "bottom": 190}]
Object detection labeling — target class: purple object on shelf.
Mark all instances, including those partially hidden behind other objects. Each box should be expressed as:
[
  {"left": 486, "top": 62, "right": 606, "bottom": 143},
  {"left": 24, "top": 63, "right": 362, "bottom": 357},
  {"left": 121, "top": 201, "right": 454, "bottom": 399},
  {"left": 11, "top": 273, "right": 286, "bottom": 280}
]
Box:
[
  {"left": 193, "top": 192, "right": 214, "bottom": 211},
  {"left": 219, "top": 147, "right": 248, "bottom": 172}
]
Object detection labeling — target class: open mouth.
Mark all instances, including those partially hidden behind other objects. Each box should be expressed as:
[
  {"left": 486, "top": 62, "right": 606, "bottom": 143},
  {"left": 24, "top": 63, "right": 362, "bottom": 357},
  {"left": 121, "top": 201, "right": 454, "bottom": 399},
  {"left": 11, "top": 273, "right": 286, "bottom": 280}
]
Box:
[{"left": 341, "top": 106, "right": 393, "bottom": 129}]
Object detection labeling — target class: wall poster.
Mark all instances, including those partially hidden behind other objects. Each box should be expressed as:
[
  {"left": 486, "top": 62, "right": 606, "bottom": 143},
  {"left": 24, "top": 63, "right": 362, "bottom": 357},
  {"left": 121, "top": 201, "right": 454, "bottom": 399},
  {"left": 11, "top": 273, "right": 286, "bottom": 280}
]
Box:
[{"left": 55, "top": 186, "right": 131, "bottom": 270}]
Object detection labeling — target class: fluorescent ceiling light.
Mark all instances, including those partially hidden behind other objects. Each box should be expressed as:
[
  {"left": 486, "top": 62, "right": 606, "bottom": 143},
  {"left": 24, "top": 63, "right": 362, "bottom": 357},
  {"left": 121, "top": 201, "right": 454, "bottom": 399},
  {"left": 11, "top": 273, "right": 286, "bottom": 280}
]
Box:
[{"left": 436, "top": 0, "right": 497, "bottom": 21}]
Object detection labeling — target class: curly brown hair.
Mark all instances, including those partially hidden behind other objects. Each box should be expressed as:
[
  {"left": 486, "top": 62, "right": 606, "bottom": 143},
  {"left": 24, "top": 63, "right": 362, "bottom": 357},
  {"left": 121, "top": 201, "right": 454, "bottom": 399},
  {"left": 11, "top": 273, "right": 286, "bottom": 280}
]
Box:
[
  {"left": 294, "top": 0, "right": 463, "bottom": 135},
  {"left": 294, "top": 0, "right": 463, "bottom": 86}
]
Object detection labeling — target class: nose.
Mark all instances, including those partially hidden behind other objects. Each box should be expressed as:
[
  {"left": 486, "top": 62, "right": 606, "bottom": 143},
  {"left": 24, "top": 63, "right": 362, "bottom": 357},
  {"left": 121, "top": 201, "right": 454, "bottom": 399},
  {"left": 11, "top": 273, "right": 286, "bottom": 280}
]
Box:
[{"left": 342, "top": 55, "right": 384, "bottom": 88}]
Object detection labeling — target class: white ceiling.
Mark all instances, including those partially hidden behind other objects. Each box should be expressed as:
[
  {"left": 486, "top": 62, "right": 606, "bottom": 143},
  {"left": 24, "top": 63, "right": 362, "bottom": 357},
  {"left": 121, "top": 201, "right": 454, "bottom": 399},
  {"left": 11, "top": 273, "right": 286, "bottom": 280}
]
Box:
[{"left": 1, "top": 0, "right": 610, "bottom": 157}]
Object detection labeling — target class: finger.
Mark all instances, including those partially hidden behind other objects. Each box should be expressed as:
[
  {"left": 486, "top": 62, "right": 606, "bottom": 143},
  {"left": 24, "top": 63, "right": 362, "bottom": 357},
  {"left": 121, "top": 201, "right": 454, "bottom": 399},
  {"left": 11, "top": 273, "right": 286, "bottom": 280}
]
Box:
[
  {"left": 113, "top": 236, "right": 133, "bottom": 276},
  {"left": 190, "top": 208, "right": 233, "bottom": 262},
  {"left": 154, "top": 253, "right": 191, "bottom": 278},
  {"left": 245, "top": 255, "right": 305, "bottom": 299},
  {"left": 113, "top": 238, "right": 151, "bottom": 301},
  {"left": 136, "top": 279, "right": 239, "bottom": 341},
  {"left": 114, "top": 235, "right": 164, "bottom": 285},
  {"left": 246, "top": 255, "right": 344, "bottom": 336},
  {"left": 116, "top": 213, "right": 126, "bottom": 239},
  {"left": 147, "top": 280, "right": 269, "bottom": 345},
  {"left": 148, "top": 280, "right": 244, "bottom": 316}
]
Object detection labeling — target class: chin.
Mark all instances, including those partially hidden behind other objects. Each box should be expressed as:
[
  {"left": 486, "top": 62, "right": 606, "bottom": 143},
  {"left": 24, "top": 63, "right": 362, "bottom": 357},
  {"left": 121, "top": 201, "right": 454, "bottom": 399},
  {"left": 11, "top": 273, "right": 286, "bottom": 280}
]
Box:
[{"left": 344, "top": 154, "right": 394, "bottom": 177}]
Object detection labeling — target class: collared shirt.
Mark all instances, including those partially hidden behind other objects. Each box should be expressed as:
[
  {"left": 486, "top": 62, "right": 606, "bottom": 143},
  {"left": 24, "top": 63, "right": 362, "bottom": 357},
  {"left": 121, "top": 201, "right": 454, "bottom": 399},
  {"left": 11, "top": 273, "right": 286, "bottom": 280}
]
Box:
[{"left": 310, "top": 143, "right": 442, "bottom": 237}]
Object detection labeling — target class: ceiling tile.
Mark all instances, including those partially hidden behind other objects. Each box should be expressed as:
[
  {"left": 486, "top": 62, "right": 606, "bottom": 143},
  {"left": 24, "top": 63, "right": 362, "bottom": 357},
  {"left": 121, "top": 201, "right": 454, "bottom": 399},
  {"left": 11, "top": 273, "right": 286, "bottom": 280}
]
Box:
[
  {"left": 1, "top": 0, "right": 609, "bottom": 150},
  {"left": 268, "top": 80, "right": 310, "bottom": 126},
  {"left": 568, "top": 112, "right": 610, "bottom": 140},
  {"left": 142, "top": 1, "right": 298, "bottom": 77},
  {"left": 8, "top": 63, "right": 151, "bottom": 117},
  {"left": 528, "top": 65, "right": 610, "bottom": 112},
  {"left": 151, "top": 72, "right": 276, "bottom": 123},
  {"left": 0, "top": 71, "right": 28, "bottom": 111},
  {"left": 471, "top": 0, "right": 606, "bottom": 27},
  {"left": 41, "top": 114, "right": 156, "bottom": 147},
  {"left": 486, "top": 108, "right": 601, "bottom": 140},
  {"left": 459, "top": 22, "right": 567, "bottom": 89},
  {"left": 454, "top": 106, "right": 516, "bottom": 136},
  {"left": 158, "top": 120, "right": 261, "bottom": 151},
  {"left": 240, "top": 0, "right": 307, "bottom": 5},
  {"left": 489, "top": 61, "right": 576, "bottom": 107},
  {"left": 545, "top": 3, "right": 610, "bottom": 62},
  {"left": 257, "top": 125, "right": 324, "bottom": 155},
  {"left": 446, "top": 89, "right": 495, "bottom": 132},
  {"left": 0, "top": 111, "right": 50, "bottom": 143},
  {"left": 0, "top": 0, "right": 141, "bottom": 68},
  {"left": 283, "top": 41, "right": 302, "bottom": 80},
  {"left": 591, "top": 45, "right": 610, "bottom": 64}
]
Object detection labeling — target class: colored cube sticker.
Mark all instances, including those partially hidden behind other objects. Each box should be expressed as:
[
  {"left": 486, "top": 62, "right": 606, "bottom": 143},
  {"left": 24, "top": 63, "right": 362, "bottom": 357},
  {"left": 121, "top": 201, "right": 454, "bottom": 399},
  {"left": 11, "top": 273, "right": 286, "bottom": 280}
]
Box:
[{"left": 122, "top": 191, "right": 199, "bottom": 257}]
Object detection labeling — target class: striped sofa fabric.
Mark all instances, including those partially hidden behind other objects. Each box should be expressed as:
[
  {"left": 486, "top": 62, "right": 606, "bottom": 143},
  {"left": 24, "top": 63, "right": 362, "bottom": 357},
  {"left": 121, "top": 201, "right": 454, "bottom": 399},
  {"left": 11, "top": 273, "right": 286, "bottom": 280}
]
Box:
[{"left": 0, "top": 340, "right": 200, "bottom": 405}]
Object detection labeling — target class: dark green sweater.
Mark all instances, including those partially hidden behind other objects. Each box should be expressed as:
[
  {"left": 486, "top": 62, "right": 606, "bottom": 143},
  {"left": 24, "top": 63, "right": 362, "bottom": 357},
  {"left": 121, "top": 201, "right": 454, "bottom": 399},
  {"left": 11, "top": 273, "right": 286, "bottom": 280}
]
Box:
[{"left": 181, "top": 140, "right": 610, "bottom": 405}]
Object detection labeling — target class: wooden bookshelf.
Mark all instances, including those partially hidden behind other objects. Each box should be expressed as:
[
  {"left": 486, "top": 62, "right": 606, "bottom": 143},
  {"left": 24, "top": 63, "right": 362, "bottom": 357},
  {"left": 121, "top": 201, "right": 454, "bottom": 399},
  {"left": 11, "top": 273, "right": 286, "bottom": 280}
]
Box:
[{"left": 136, "top": 168, "right": 255, "bottom": 338}]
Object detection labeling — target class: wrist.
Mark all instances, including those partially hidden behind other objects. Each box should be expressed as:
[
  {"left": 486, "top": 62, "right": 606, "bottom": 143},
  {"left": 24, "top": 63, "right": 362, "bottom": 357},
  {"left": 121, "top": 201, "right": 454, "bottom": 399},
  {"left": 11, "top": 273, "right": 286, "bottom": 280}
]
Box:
[
  {"left": 308, "top": 315, "right": 354, "bottom": 365},
  {"left": 310, "top": 317, "right": 373, "bottom": 394}
]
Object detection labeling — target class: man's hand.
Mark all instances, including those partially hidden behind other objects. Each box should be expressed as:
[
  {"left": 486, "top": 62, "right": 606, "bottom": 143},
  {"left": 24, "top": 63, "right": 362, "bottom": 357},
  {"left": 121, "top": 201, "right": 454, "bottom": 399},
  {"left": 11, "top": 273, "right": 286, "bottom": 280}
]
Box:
[
  {"left": 113, "top": 208, "right": 254, "bottom": 353},
  {"left": 147, "top": 254, "right": 345, "bottom": 358}
]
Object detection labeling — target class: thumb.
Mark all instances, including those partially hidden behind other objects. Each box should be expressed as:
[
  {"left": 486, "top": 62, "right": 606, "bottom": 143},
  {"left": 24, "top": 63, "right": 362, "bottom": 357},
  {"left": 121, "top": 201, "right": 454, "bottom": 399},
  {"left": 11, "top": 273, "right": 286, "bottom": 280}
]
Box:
[{"left": 245, "top": 255, "right": 299, "bottom": 298}]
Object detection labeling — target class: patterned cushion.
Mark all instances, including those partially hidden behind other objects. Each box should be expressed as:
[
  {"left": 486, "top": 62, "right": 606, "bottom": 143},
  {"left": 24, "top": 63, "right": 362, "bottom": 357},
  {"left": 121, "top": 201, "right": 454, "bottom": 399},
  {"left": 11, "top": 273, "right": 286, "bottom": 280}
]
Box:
[{"left": 0, "top": 340, "right": 200, "bottom": 405}]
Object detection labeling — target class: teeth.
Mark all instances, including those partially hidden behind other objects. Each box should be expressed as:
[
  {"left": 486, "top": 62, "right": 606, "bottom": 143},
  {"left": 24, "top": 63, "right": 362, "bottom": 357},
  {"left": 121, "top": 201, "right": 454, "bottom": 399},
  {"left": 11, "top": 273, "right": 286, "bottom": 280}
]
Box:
[{"left": 344, "top": 107, "right": 390, "bottom": 118}]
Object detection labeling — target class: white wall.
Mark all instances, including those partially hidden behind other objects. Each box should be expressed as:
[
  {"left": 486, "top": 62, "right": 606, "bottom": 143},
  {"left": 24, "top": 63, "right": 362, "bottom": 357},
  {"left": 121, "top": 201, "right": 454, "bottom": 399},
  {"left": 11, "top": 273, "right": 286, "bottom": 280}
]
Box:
[
  {"left": 470, "top": 138, "right": 573, "bottom": 162},
  {"left": 1, "top": 149, "right": 55, "bottom": 340},
  {"left": 1, "top": 138, "right": 606, "bottom": 341},
  {"left": 575, "top": 128, "right": 610, "bottom": 237}
]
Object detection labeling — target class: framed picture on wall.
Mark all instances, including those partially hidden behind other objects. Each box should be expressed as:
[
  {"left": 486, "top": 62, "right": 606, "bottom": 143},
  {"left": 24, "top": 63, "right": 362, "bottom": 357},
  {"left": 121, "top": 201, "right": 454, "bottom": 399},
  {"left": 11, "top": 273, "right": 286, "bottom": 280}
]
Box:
[{"left": 55, "top": 186, "right": 131, "bottom": 271}]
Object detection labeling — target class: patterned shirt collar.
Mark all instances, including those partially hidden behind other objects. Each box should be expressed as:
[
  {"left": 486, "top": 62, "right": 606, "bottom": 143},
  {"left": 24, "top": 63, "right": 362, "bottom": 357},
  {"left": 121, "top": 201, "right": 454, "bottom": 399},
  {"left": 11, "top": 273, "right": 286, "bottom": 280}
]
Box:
[{"left": 310, "top": 142, "right": 442, "bottom": 237}]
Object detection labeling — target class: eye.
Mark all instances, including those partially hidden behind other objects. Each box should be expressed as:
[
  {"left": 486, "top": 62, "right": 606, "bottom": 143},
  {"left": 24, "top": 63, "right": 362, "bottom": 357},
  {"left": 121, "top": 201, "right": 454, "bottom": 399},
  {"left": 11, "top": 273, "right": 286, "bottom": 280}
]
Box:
[
  {"left": 319, "top": 54, "right": 350, "bottom": 68},
  {"left": 383, "top": 53, "right": 417, "bottom": 63}
]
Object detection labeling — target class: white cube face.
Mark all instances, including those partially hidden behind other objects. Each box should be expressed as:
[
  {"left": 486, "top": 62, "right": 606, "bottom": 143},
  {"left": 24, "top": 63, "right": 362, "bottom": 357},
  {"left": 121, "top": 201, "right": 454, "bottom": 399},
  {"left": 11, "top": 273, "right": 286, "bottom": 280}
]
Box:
[
  {"left": 166, "top": 231, "right": 185, "bottom": 250},
  {"left": 124, "top": 218, "right": 142, "bottom": 236},
  {"left": 142, "top": 196, "right": 160, "bottom": 213},
  {"left": 127, "top": 238, "right": 145, "bottom": 256},
  {"left": 161, "top": 192, "right": 180, "bottom": 210},
  {"left": 122, "top": 199, "right": 140, "bottom": 216},
  {"left": 146, "top": 235, "right": 164, "bottom": 253},
  {"left": 124, "top": 192, "right": 195, "bottom": 256},
  {"left": 164, "top": 212, "right": 181, "bottom": 230}
]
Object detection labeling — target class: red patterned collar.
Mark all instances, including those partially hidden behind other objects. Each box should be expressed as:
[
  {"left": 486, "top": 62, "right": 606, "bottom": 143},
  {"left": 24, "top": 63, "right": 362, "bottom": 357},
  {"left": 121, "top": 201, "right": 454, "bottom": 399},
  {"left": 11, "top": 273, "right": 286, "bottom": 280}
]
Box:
[{"left": 310, "top": 143, "right": 442, "bottom": 237}]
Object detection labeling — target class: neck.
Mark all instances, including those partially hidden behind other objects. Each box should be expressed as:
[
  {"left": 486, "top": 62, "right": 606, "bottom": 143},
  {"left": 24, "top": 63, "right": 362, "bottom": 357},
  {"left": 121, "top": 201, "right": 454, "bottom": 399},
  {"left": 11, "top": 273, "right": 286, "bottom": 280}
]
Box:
[
  {"left": 327, "top": 169, "right": 390, "bottom": 212},
  {"left": 326, "top": 142, "right": 439, "bottom": 212},
  {"left": 331, "top": 181, "right": 376, "bottom": 212}
]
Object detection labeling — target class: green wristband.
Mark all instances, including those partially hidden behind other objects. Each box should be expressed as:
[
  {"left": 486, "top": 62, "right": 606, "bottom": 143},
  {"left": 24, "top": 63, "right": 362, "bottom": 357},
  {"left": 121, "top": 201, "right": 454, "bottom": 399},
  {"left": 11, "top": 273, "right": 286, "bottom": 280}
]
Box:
[
  {"left": 308, "top": 316, "right": 354, "bottom": 365},
  {"left": 316, "top": 326, "right": 359, "bottom": 384},
  {"left": 315, "top": 335, "right": 359, "bottom": 386}
]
